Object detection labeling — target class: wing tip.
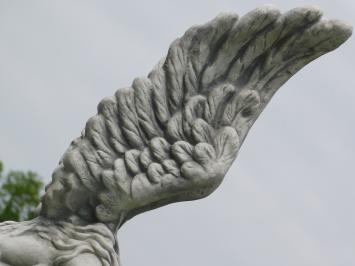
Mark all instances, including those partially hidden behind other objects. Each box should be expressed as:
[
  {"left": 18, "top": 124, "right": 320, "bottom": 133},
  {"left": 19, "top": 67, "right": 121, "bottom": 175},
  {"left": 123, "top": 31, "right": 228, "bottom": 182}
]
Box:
[
  {"left": 286, "top": 5, "right": 323, "bottom": 22},
  {"left": 318, "top": 19, "right": 353, "bottom": 50},
  {"left": 330, "top": 19, "right": 353, "bottom": 38}
]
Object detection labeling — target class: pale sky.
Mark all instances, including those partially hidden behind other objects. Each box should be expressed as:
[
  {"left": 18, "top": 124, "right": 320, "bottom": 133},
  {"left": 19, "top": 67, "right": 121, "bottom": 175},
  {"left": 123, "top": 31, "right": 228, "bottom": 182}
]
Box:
[{"left": 0, "top": 1, "right": 354, "bottom": 266}]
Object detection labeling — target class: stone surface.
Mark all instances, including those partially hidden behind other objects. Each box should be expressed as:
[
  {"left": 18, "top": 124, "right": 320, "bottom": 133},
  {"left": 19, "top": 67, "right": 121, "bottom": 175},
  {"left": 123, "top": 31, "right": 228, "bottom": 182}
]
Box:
[{"left": 0, "top": 6, "right": 352, "bottom": 266}]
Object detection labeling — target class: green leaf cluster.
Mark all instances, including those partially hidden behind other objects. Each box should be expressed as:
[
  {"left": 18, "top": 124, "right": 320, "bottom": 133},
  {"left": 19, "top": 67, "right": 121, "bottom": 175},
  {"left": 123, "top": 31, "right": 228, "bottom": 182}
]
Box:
[{"left": 0, "top": 161, "right": 43, "bottom": 222}]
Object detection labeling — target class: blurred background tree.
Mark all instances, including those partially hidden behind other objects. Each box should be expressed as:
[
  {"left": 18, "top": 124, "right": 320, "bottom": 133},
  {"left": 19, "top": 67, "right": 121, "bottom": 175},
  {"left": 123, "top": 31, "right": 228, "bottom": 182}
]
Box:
[{"left": 0, "top": 161, "right": 43, "bottom": 222}]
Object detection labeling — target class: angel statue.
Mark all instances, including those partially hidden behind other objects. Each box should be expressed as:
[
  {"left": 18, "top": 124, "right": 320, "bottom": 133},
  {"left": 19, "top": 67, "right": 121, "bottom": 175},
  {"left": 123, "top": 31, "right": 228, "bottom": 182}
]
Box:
[{"left": 0, "top": 6, "right": 351, "bottom": 266}]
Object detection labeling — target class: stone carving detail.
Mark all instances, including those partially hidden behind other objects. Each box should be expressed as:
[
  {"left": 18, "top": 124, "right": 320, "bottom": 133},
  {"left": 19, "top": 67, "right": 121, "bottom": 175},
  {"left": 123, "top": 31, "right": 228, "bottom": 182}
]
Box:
[{"left": 0, "top": 6, "right": 352, "bottom": 266}]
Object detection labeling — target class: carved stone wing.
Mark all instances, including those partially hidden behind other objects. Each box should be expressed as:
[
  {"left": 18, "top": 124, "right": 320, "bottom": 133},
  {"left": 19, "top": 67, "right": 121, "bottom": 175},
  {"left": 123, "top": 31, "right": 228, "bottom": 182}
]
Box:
[{"left": 40, "top": 6, "right": 352, "bottom": 230}]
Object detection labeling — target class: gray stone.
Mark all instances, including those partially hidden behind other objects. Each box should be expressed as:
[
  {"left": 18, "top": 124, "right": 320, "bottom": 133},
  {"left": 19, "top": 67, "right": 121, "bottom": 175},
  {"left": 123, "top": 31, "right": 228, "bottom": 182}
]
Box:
[{"left": 0, "top": 6, "right": 352, "bottom": 266}]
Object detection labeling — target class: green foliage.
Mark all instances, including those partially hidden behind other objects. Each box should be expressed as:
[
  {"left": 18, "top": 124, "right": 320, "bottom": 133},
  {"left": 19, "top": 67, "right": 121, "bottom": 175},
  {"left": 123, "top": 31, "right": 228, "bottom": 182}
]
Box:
[{"left": 0, "top": 161, "right": 43, "bottom": 222}]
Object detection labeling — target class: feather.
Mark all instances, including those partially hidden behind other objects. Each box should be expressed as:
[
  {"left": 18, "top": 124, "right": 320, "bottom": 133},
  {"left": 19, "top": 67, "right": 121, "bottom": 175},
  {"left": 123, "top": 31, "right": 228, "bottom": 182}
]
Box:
[{"left": 40, "top": 7, "right": 352, "bottom": 228}]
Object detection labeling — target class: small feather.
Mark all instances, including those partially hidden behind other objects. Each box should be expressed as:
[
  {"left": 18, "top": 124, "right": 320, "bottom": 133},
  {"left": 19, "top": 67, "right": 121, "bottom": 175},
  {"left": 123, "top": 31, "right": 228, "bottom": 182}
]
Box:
[
  {"left": 183, "top": 62, "right": 198, "bottom": 98},
  {"left": 133, "top": 77, "right": 161, "bottom": 139},
  {"left": 193, "top": 143, "right": 216, "bottom": 165},
  {"left": 149, "top": 59, "right": 171, "bottom": 126},
  {"left": 114, "top": 158, "right": 131, "bottom": 194},
  {"left": 116, "top": 88, "right": 145, "bottom": 149},
  {"left": 147, "top": 163, "right": 165, "bottom": 183},
  {"left": 214, "top": 127, "right": 240, "bottom": 165},
  {"left": 162, "top": 160, "right": 180, "bottom": 177},
  {"left": 171, "top": 141, "right": 194, "bottom": 164},
  {"left": 232, "top": 91, "right": 261, "bottom": 138},
  {"left": 77, "top": 139, "right": 102, "bottom": 181},
  {"left": 192, "top": 118, "right": 215, "bottom": 143},
  {"left": 85, "top": 115, "right": 115, "bottom": 163},
  {"left": 165, "top": 39, "right": 186, "bottom": 113},
  {"left": 181, "top": 161, "right": 206, "bottom": 180},
  {"left": 166, "top": 113, "right": 185, "bottom": 142},
  {"left": 182, "top": 96, "right": 206, "bottom": 138},
  {"left": 97, "top": 96, "right": 128, "bottom": 154},
  {"left": 125, "top": 149, "right": 141, "bottom": 175},
  {"left": 149, "top": 137, "right": 170, "bottom": 162},
  {"left": 221, "top": 90, "right": 260, "bottom": 130},
  {"left": 140, "top": 148, "right": 153, "bottom": 170},
  {"left": 62, "top": 149, "right": 98, "bottom": 192},
  {"left": 204, "top": 84, "right": 235, "bottom": 124}
]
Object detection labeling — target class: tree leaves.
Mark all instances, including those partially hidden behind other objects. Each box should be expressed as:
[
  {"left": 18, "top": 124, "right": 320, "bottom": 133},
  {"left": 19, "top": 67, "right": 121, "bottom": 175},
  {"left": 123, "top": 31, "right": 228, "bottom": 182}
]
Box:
[{"left": 0, "top": 161, "right": 43, "bottom": 222}]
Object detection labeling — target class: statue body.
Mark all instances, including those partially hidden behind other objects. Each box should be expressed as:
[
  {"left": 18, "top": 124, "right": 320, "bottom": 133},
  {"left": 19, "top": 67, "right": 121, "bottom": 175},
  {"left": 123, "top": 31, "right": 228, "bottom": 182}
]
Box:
[
  {"left": 0, "top": 6, "right": 352, "bottom": 266},
  {"left": 0, "top": 219, "right": 118, "bottom": 265}
]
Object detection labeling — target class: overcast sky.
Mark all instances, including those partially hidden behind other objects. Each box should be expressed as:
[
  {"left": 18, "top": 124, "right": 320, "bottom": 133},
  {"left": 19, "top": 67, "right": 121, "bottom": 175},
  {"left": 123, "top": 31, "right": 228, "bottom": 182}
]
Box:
[{"left": 0, "top": 1, "right": 354, "bottom": 266}]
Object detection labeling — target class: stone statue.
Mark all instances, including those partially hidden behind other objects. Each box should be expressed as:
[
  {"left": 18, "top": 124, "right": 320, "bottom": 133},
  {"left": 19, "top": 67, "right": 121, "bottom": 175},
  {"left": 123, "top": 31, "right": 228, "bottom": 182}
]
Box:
[{"left": 0, "top": 6, "right": 352, "bottom": 266}]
